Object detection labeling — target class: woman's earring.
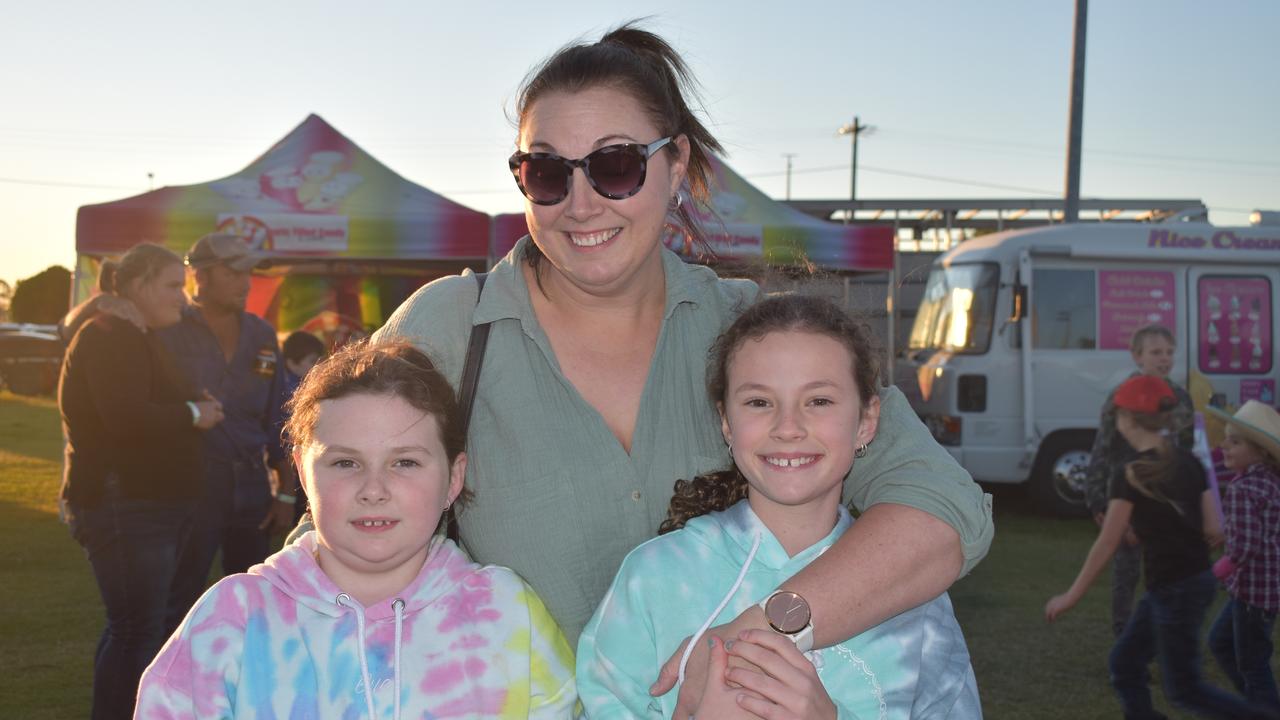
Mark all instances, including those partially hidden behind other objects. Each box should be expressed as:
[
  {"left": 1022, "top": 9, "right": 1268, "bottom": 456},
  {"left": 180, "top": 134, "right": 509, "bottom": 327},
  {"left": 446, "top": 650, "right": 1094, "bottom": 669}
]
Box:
[
  {"left": 854, "top": 443, "right": 869, "bottom": 459},
  {"left": 672, "top": 192, "right": 683, "bottom": 210}
]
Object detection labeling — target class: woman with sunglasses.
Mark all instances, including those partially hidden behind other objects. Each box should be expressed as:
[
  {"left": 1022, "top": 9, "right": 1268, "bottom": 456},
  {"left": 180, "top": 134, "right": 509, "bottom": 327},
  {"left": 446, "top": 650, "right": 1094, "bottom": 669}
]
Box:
[{"left": 376, "top": 22, "right": 992, "bottom": 717}]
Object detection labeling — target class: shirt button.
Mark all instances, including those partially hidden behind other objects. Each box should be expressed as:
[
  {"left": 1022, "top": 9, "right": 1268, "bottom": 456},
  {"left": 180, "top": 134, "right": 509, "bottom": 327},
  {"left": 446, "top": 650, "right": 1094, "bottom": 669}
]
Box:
[{"left": 631, "top": 491, "right": 642, "bottom": 501}]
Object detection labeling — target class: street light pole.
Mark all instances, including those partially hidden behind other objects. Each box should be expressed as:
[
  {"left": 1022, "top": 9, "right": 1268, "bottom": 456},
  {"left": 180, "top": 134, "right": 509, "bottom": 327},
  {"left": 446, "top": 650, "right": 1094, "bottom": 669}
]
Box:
[{"left": 1064, "top": 0, "right": 1088, "bottom": 223}]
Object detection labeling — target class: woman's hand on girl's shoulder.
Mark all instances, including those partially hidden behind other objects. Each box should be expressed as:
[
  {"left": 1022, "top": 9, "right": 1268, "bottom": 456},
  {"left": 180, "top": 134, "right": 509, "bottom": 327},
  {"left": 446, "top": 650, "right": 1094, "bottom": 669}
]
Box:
[{"left": 722, "top": 630, "right": 838, "bottom": 720}]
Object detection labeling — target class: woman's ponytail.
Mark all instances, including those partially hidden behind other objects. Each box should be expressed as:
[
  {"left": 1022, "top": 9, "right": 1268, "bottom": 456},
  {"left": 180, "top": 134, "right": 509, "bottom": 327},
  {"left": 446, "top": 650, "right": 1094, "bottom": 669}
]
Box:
[{"left": 97, "top": 259, "right": 120, "bottom": 294}]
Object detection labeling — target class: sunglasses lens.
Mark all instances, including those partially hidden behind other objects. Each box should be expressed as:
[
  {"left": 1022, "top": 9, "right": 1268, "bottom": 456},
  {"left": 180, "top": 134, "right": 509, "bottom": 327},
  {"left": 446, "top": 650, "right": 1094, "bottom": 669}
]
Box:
[
  {"left": 588, "top": 145, "right": 647, "bottom": 198},
  {"left": 518, "top": 156, "right": 570, "bottom": 204}
]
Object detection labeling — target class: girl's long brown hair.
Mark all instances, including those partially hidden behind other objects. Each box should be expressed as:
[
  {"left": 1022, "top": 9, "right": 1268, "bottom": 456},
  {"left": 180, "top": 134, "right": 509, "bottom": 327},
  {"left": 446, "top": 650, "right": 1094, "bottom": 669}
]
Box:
[
  {"left": 1121, "top": 400, "right": 1178, "bottom": 503},
  {"left": 659, "top": 294, "right": 880, "bottom": 534}
]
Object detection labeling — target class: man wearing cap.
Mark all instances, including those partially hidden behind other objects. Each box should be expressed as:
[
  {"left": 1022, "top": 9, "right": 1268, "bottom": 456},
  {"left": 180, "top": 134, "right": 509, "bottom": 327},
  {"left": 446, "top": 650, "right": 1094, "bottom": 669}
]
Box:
[{"left": 159, "top": 233, "right": 295, "bottom": 631}]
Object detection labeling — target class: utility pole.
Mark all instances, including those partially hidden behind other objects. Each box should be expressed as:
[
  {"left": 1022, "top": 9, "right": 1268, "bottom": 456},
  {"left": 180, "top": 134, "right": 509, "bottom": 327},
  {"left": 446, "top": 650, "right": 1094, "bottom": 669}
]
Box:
[
  {"left": 783, "top": 153, "right": 797, "bottom": 200},
  {"left": 1064, "top": 0, "right": 1088, "bottom": 223},
  {"left": 837, "top": 115, "right": 871, "bottom": 207}
]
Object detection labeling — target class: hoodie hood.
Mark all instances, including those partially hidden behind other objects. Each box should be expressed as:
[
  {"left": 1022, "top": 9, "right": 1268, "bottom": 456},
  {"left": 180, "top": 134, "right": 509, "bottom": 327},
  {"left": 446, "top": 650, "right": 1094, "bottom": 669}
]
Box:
[
  {"left": 251, "top": 531, "right": 475, "bottom": 620},
  {"left": 680, "top": 500, "right": 852, "bottom": 574}
]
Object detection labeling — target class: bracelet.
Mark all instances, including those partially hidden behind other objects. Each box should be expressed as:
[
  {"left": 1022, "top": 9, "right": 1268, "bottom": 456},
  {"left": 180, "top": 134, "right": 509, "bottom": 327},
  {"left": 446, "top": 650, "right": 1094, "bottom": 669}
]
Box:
[
  {"left": 275, "top": 492, "right": 298, "bottom": 504},
  {"left": 185, "top": 401, "right": 201, "bottom": 426}
]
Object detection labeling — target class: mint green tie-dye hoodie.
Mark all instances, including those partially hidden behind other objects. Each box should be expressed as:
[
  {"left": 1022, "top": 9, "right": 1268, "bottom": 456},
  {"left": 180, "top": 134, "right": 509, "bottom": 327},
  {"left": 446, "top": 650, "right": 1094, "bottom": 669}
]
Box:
[
  {"left": 137, "top": 532, "right": 577, "bottom": 719},
  {"left": 577, "top": 502, "right": 981, "bottom": 719}
]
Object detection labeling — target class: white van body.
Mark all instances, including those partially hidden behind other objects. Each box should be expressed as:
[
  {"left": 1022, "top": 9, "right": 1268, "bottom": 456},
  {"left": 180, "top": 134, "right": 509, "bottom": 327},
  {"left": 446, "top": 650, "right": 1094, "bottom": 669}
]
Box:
[{"left": 900, "top": 221, "right": 1280, "bottom": 514}]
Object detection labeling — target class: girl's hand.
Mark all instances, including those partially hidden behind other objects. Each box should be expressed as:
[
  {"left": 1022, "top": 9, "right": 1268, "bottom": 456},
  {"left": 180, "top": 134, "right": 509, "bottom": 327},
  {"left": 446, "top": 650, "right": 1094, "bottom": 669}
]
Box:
[
  {"left": 693, "top": 636, "right": 762, "bottom": 720},
  {"left": 723, "top": 630, "right": 837, "bottom": 720},
  {"left": 1044, "top": 592, "right": 1077, "bottom": 622}
]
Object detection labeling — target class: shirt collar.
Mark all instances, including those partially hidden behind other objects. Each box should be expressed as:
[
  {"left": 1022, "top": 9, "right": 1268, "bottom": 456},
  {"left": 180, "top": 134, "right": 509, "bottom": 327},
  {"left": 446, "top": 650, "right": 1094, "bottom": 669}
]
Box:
[{"left": 471, "top": 234, "right": 712, "bottom": 327}]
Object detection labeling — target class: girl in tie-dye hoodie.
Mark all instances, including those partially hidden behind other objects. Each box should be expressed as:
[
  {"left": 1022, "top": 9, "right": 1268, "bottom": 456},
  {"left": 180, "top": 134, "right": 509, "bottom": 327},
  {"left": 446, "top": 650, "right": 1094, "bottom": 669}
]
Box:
[
  {"left": 136, "top": 341, "right": 577, "bottom": 719},
  {"left": 577, "top": 295, "right": 980, "bottom": 718}
]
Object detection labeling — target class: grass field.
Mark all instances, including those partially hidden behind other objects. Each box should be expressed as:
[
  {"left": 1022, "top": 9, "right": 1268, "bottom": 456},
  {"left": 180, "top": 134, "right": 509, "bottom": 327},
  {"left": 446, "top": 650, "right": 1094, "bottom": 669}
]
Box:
[{"left": 0, "top": 390, "right": 1269, "bottom": 718}]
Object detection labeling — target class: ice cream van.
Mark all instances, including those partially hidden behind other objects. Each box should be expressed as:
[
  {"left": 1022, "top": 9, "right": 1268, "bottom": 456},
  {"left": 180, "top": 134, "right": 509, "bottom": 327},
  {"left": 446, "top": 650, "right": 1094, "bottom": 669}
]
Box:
[{"left": 900, "top": 218, "right": 1280, "bottom": 514}]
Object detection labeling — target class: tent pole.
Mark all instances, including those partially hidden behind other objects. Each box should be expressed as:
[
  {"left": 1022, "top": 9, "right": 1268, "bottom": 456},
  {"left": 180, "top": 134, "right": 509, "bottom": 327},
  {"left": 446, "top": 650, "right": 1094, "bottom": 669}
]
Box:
[{"left": 887, "top": 210, "right": 900, "bottom": 387}]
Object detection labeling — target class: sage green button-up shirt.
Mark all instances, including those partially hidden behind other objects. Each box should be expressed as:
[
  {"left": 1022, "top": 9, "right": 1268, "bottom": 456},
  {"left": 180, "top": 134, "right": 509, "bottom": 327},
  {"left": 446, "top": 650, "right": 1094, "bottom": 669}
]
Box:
[{"left": 377, "top": 238, "right": 993, "bottom": 642}]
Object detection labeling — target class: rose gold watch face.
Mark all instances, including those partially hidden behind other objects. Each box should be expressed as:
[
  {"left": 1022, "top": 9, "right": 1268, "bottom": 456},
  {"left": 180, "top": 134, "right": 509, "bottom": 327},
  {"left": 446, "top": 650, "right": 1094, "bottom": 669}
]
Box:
[{"left": 765, "top": 591, "right": 810, "bottom": 634}]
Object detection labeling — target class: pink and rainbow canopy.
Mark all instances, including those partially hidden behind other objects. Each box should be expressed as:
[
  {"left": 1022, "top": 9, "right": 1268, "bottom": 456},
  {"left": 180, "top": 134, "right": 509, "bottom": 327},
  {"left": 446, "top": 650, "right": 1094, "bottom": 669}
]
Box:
[{"left": 76, "top": 114, "right": 489, "bottom": 262}]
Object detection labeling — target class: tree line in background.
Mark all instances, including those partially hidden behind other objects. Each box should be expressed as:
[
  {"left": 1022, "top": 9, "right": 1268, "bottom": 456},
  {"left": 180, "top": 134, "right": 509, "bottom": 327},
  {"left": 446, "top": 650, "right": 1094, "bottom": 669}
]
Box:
[{"left": 2, "top": 266, "right": 71, "bottom": 325}]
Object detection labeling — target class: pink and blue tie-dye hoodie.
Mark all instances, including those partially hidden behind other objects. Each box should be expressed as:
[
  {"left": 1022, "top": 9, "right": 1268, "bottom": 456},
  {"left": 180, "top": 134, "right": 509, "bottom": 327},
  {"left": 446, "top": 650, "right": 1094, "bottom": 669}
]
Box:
[{"left": 136, "top": 532, "right": 578, "bottom": 719}]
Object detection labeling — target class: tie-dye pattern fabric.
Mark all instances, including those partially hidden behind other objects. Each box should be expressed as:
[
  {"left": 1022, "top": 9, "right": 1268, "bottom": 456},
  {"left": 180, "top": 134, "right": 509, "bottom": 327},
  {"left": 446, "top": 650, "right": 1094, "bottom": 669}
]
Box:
[
  {"left": 577, "top": 502, "right": 982, "bottom": 719},
  {"left": 136, "top": 532, "right": 577, "bottom": 719}
]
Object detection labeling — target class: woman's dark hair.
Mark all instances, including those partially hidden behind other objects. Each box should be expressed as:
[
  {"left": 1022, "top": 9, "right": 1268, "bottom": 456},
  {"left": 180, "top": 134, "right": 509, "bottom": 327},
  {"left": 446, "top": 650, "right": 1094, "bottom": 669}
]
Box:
[
  {"left": 284, "top": 339, "right": 473, "bottom": 508},
  {"left": 660, "top": 294, "right": 882, "bottom": 533},
  {"left": 98, "top": 243, "right": 182, "bottom": 297},
  {"left": 1119, "top": 402, "right": 1178, "bottom": 503},
  {"left": 514, "top": 21, "right": 724, "bottom": 277}
]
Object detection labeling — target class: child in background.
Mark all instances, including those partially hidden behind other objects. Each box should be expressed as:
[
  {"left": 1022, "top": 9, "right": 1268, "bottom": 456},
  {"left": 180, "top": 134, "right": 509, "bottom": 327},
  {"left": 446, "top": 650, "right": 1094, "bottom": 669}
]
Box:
[
  {"left": 1208, "top": 400, "right": 1280, "bottom": 712},
  {"left": 1045, "top": 376, "right": 1261, "bottom": 719},
  {"left": 281, "top": 330, "right": 325, "bottom": 392},
  {"left": 278, "top": 330, "right": 326, "bottom": 521},
  {"left": 136, "top": 340, "right": 576, "bottom": 719},
  {"left": 577, "top": 295, "right": 980, "bottom": 719}
]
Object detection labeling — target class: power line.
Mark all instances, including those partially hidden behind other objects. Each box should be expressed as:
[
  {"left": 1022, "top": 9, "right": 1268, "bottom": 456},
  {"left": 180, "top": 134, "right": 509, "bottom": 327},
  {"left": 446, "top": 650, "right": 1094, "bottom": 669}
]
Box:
[
  {"left": 742, "top": 163, "right": 1057, "bottom": 195},
  {"left": 0, "top": 176, "right": 142, "bottom": 191}
]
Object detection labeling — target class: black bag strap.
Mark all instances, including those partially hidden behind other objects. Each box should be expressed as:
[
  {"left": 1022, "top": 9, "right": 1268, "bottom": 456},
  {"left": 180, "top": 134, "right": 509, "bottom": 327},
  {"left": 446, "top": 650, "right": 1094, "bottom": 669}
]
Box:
[
  {"left": 447, "top": 272, "right": 490, "bottom": 542},
  {"left": 457, "top": 272, "right": 491, "bottom": 434}
]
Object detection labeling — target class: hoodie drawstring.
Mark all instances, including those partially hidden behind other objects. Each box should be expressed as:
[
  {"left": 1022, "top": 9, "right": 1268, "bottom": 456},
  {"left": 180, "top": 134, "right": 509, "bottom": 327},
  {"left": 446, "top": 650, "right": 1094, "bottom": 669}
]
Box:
[
  {"left": 678, "top": 530, "right": 762, "bottom": 686},
  {"left": 336, "top": 593, "right": 407, "bottom": 720},
  {"left": 392, "top": 598, "right": 405, "bottom": 720}
]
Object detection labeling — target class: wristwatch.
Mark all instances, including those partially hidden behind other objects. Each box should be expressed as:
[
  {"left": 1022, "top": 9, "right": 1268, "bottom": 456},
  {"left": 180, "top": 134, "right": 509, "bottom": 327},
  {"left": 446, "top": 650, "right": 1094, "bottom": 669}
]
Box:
[{"left": 758, "top": 590, "right": 813, "bottom": 652}]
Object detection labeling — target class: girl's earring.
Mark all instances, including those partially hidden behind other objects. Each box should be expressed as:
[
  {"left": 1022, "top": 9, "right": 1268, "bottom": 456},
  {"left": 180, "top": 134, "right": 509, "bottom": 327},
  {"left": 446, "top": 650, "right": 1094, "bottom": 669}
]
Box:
[
  {"left": 671, "top": 192, "right": 683, "bottom": 210},
  {"left": 854, "top": 443, "right": 869, "bottom": 459}
]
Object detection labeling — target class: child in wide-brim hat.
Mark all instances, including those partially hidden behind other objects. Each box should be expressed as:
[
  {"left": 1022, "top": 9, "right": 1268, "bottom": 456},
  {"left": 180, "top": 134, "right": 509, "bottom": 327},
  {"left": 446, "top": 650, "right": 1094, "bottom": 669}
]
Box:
[{"left": 1207, "top": 400, "right": 1280, "bottom": 711}]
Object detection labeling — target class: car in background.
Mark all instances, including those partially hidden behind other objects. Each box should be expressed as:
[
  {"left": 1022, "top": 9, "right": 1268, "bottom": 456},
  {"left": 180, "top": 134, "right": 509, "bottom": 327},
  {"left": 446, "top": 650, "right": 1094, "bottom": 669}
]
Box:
[{"left": 0, "top": 323, "right": 63, "bottom": 396}]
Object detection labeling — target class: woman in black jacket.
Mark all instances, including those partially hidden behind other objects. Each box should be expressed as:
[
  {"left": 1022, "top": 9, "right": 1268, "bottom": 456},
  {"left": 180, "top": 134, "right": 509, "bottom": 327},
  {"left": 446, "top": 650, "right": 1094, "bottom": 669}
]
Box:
[{"left": 59, "top": 243, "right": 223, "bottom": 720}]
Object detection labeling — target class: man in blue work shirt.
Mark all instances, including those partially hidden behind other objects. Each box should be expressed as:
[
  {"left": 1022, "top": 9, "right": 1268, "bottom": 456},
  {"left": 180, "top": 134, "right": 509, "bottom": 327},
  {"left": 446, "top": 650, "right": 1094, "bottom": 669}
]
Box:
[{"left": 161, "top": 233, "right": 297, "bottom": 632}]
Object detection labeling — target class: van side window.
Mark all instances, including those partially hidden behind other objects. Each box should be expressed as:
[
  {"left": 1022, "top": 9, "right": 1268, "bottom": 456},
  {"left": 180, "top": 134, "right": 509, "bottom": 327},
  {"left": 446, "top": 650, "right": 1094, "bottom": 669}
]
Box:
[
  {"left": 1032, "top": 269, "right": 1097, "bottom": 350},
  {"left": 1197, "top": 275, "right": 1272, "bottom": 374}
]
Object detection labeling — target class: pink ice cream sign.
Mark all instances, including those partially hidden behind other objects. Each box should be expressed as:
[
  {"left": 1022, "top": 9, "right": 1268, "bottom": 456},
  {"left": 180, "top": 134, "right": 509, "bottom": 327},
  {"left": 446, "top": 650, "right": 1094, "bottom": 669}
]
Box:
[{"left": 1098, "top": 270, "right": 1176, "bottom": 350}]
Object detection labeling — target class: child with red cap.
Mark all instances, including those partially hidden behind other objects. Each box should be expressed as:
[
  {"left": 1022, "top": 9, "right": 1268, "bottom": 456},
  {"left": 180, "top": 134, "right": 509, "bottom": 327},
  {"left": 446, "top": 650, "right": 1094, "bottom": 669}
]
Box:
[{"left": 1045, "top": 375, "right": 1264, "bottom": 718}]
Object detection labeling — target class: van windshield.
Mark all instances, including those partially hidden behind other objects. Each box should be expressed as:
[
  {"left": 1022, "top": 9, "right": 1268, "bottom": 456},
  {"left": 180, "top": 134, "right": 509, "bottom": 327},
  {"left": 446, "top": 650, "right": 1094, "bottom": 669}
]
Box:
[{"left": 909, "top": 263, "right": 999, "bottom": 354}]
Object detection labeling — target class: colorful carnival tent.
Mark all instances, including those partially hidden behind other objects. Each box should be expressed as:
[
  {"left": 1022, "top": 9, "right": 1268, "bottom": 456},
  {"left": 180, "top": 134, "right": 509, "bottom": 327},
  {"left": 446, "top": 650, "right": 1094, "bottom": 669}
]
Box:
[
  {"left": 492, "top": 154, "right": 894, "bottom": 271},
  {"left": 75, "top": 114, "right": 490, "bottom": 339}
]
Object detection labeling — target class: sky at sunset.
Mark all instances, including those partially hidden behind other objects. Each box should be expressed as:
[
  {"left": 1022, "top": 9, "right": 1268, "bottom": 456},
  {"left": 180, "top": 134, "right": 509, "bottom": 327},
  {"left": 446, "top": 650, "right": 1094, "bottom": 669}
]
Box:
[{"left": 2, "top": 0, "right": 1277, "bottom": 286}]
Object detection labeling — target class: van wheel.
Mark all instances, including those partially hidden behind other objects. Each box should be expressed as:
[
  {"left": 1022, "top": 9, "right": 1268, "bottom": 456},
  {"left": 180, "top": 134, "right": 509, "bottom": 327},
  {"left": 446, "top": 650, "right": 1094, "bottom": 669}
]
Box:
[{"left": 1031, "top": 433, "right": 1094, "bottom": 517}]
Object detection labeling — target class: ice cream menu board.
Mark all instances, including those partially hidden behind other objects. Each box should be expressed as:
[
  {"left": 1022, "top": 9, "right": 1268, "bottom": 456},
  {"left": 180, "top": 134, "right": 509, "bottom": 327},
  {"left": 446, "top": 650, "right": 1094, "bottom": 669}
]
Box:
[
  {"left": 1198, "top": 276, "right": 1272, "bottom": 374},
  {"left": 1098, "top": 270, "right": 1176, "bottom": 350}
]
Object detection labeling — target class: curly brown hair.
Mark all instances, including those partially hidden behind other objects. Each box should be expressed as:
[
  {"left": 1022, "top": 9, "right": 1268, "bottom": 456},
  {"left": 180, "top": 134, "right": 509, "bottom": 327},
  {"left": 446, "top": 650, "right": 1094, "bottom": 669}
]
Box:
[
  {"left": 659, "top": 294, "right": 881, "bottom": 533},
  {"left": 283, "top": 339, "right": 473, "bottom": 508}
]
